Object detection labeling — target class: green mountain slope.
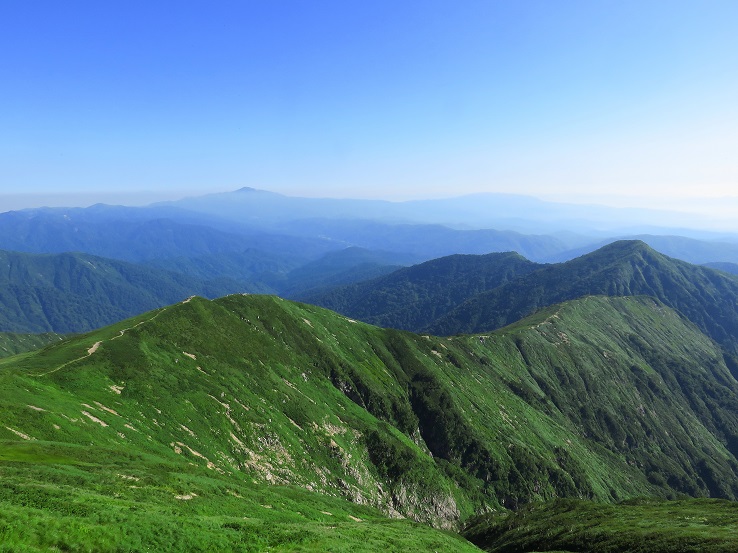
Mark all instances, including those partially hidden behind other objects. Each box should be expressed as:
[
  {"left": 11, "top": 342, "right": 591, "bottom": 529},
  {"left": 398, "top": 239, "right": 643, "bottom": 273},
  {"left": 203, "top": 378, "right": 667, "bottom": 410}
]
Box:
[
  {"left": 143, "top": 248, "right": 298, "bottom": 294},
  {"left": 302, "top": 252, "right": 541, "bottom": 331},
  {"left": 0, "top": 332, "right": 66, "bottom": 358},
  {"left": 463, "top": 498, "right": 738, "bottom": 553},
  {"left": 428, "top": 241, "right": 738, "bottom": 357},
  {"left": 0, "top": 449, "right": 480, "bottom": 553},
  {"left": 0, "top": 249, "right": 251, "bottom": 333},
  {"left": 2, "top": 293, "right": 738, "bottom": 550}
]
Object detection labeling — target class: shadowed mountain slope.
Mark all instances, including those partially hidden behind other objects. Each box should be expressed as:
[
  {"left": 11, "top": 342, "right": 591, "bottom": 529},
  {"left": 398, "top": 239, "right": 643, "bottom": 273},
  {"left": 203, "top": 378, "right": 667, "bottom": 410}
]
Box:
[
  {"left": 302, "top": 252, "right": 541, "bottom": 331},
  {"left": 0, "top": 249, "right": 251, "bottom": 333},
  {"left": 274, "top": 246, "right": 416, "bottom": 297}
]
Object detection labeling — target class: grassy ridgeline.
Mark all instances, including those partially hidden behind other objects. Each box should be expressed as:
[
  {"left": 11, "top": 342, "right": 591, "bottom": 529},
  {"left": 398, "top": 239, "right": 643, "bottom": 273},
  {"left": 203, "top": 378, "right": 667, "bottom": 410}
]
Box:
[{"left": 1, "top": 293, "right": 738, "bottom": 549}]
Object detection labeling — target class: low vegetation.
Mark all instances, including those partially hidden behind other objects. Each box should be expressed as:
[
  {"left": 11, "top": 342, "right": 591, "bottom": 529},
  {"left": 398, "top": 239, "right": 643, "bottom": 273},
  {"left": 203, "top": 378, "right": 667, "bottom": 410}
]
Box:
[
  {"left": 464, "top": 498, "right": 738, "bottom": 553},
  {"left": 1, "top": 292, "right": 738, "bottom": 549},
  {"left": 0, "top": 331, "right": 65, "bottom": 358}
]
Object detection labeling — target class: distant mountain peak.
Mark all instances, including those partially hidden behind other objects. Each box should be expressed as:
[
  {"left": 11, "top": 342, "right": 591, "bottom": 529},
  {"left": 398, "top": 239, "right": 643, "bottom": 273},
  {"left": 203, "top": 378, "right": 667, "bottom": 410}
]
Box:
[
  {"left": 601, "top": 239, "right": 650, "bottom": 251},
  {"left": 581, "top": 239, "right": 656, "bottom": 261}
]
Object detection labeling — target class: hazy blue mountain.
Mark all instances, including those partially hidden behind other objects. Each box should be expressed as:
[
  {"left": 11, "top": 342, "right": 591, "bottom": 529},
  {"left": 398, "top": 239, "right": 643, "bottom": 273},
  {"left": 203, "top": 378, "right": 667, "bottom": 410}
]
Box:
[
  {"left": 0, "top": 201, "right": 580, "bottom": 268},
  {"left": 157, "top": 186, "right": 408, "bottom": 226},
  {"left": 550, "top": 234, "right": 738, "bottom": 264},
  {"left": 704, "top": 261, "right": 738, "bottom": 275},
  {"left": 157, "top": 187, "right": 734, "bottom": 236},
  {"left": 0, "top": 206, "right": 337, "bottom": 262},
  {"left": 275, "top": 218, "right": 569, "bottom": 262}
]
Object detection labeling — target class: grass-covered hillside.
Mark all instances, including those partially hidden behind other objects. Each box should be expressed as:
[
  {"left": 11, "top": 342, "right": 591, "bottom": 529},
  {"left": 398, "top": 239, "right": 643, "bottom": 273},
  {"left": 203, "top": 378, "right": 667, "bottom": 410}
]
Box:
[
  {"left": 2, "top": 294, "right": 738, "bottom": 549},
  {"left": 0, "top": 331, "right": 66, "bottom": 358},
  {"left": 464, "top": 498, "right": 738, "bottom": 553},
  {"left": 304, "top": 240, "right": 738, "bottom": 366}
]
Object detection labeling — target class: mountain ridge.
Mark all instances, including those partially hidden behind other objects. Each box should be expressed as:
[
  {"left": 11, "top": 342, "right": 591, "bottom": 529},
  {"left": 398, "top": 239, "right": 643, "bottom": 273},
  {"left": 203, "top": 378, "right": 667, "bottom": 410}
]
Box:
[
  {"left": 426, "top": 241, "right": 738, "bottom": 358},
  {"left": 3, "top": 293, "right": 738, "bottom": 519},
  {"left": 302, "top": 251, "right": 541, "bottom": 330}
]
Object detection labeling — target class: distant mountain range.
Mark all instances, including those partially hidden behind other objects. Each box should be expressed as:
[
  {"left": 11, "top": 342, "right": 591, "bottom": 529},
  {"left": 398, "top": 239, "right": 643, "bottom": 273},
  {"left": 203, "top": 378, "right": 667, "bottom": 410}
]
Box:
[
  {"left": 0, "top": 205, "right": 336, "bottom": 262},
  {"left": 5, "top": 189, "right": 738, "bottom": 274},
  {"left": 159, "top": 187, "right": 735, "bottom": 235},
  {"left": 5, "top": 187, "right": 738, "bottom": 339}
]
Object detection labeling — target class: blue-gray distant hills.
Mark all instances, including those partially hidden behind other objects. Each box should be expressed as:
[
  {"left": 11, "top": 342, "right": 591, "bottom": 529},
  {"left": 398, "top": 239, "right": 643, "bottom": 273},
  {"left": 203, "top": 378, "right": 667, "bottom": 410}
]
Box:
[
  {"left": 5, "top": 190, "right": 738, "bottom": 274},
  {"left": 0, "top": 205, "right": 336, "bottom": 262},
  {"left": 704, "top": 261, "right": 738, "bottom": 275},
  {"left": 5, "top": 190, "right": 738, "bottom": 340},
  {"left": 0, "top": 201, "right": 577, "bottom": 263},
  {"left": 157, "top": 186, "right": 731, "bottom": 236},
  {"left": 547, "top": 234, "right": 738, "bottom": 265}
]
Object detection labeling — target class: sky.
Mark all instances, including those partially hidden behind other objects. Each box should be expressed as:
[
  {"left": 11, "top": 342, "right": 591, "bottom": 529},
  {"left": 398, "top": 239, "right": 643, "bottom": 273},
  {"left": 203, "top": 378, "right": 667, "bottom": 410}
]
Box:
[{"left": 2, "top": 1, "right": 737, "bottom": 211}]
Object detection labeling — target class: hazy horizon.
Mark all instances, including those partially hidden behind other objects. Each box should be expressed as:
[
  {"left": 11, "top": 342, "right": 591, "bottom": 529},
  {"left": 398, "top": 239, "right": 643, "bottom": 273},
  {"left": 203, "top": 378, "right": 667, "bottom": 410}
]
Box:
[
  {"left": 5, "top": 187, "right": 738, "bottom": 236},
  {"left": 2, "top": 2, "right": 737, "bottom": 212}
]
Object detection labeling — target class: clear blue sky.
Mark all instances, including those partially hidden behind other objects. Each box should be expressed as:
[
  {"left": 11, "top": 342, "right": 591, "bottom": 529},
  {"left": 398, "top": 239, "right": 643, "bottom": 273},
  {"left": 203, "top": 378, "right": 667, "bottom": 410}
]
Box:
[{"left": 2, "top": 1, "right": 737, "bottom": 209}]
